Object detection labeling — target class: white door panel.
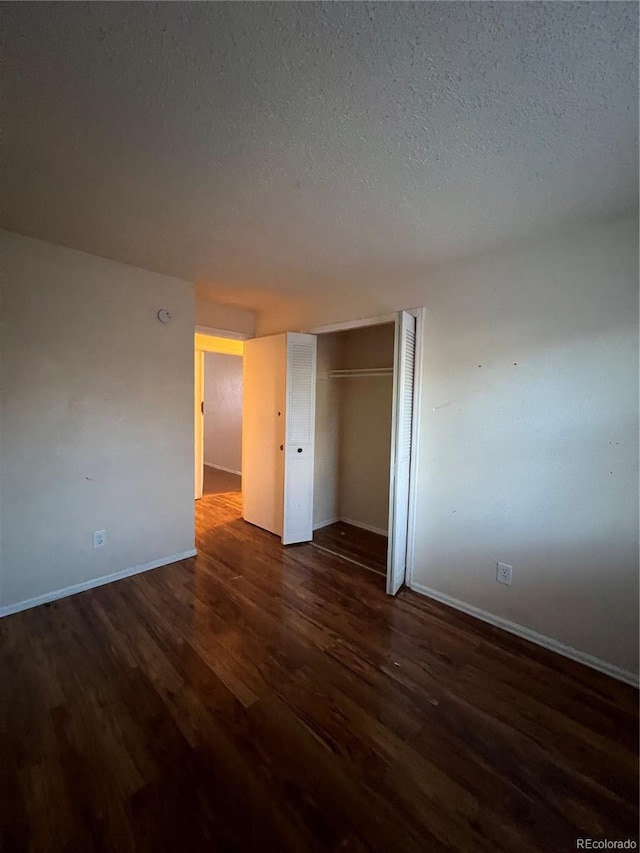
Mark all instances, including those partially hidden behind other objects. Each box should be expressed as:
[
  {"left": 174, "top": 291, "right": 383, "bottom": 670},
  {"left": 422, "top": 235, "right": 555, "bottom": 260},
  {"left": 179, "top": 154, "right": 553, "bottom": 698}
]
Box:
[
  {"left": 242, "top": 335, "right": 286, "bottom": 537},
  {"left": 242, "top": 332, "right": 316, "bottom": 545},
  {"left": 283, "top": 452, "right": 314, "bottom": 543},
  {"left": 283, "top": 333, "right": 317, "bottom": 544},
  {"left": 387, "top": 311, "right": 417, "bottom": 595}
]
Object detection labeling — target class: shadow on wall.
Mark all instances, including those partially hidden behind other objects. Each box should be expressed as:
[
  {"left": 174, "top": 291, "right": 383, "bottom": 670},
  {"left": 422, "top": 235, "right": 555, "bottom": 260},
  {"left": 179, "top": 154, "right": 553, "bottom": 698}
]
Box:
[
  {"left": 414, "top": 536, "right": 639, "bottom": 673},
  {"left": 274, "top": 213, "right": 640, "bottom": 677},
  {"left": 418, "top": 323, "right": 639, "bottom": 675}
]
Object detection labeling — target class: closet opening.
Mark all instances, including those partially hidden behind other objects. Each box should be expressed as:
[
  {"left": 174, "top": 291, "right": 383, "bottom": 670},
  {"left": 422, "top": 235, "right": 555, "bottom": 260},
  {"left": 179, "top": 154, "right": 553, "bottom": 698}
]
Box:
[
  {"left": 312, "top": 323, "right": 395, "bottom": 582},
  {"left": 240, "top": 308, "right": 421, "bottom": 595}
]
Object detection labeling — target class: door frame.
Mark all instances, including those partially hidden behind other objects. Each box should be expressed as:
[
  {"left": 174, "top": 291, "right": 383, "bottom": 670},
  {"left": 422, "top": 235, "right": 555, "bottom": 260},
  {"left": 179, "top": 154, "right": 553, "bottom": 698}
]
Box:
[
  {"left": 195, "top": 325, "right": 249, "bottom": 341},
  {"left": 194, "top": 349, "right": 205, "bottom": 499},
  {"left": 307, "top": 308, "right": 424, "bottom": 590}
]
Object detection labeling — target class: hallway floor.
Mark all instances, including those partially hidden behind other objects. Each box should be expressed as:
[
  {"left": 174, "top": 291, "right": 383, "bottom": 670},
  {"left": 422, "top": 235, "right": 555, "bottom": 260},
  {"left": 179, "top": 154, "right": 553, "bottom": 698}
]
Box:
[{"left": 203, "top": 464, "right": 241, "bottom": 496}]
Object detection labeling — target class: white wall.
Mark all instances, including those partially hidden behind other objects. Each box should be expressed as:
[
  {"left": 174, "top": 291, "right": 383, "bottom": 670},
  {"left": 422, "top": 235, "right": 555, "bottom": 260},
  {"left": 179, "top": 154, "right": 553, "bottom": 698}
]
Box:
[
  {"left": 204, "top": 352, "right": 242, "bottom": 474},
  {"left": 196, "top": 299, "right": 255, "bottom": 337},
  {"left": 260, "top": 212, "right": 640, "bottom": 677},
  {"left": 0, "top": 232, "right": 195, "bottom": 610}
]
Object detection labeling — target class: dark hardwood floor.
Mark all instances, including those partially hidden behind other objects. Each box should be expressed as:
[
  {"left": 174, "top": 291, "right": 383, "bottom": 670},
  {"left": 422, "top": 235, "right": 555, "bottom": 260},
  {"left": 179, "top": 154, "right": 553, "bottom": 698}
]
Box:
[
  {"left": 313, "top": 520, "right": 387, "bottom": 576},
  {"left": 1, "top": 491, "right": 638, "bottom": 852}
]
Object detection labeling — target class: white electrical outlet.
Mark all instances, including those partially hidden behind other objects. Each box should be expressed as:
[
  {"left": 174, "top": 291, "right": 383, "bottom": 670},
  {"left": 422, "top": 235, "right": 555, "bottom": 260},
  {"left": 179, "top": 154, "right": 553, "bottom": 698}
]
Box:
[
  {"left": 496, "top": 561, "right": 512, "bottom": 586},
  {"left": 93, "top": 530, "right": 106, "bottom": 548}
]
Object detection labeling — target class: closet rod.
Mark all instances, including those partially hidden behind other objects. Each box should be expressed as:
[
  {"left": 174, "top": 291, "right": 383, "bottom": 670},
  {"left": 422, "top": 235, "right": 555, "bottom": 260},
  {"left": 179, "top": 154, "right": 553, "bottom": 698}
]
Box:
[{"left": 327, "top": 367, "right": 394, "bottom": 378}]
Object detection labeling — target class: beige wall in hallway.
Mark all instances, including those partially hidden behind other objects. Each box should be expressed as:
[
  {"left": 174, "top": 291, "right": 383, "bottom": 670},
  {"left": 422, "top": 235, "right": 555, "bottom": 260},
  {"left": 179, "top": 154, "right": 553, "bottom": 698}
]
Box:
[{"left": 204, "top": 352, "right": 243, "bottom": 474}]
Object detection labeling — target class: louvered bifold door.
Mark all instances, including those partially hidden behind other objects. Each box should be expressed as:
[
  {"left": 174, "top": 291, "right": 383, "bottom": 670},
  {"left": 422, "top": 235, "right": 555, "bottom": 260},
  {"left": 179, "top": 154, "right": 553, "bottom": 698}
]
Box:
[
  {"left": 282, "top": 333, "right": 317, "bottom": 545},
  {"left": 387, "top": 312, "right": 417, "bottom": 595}
]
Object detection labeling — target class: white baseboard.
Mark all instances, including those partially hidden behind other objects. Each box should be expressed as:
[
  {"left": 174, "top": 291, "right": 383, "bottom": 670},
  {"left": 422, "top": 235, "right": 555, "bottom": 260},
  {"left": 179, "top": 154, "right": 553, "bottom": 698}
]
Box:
[
  {"left": 409, "top": 581, "right": 639, "bottom": 689},
  {"left": 204, "top": 463, "right": 242, "bottom": 476},
  {"left": 0, "top": 549, "right": 198, "bottom": 619},
  {"left": 339, "top": 517, "right": 388, "bottom": 537},
  {"left": 313, "top": 517, "right": 341, "bottom": 531}
]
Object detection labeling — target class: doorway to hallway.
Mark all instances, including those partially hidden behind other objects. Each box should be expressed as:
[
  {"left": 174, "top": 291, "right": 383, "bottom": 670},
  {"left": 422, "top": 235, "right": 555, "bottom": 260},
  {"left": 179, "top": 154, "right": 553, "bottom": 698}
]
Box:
[{"left": 195, "top": 330, "right": 245, "bottom": 527}]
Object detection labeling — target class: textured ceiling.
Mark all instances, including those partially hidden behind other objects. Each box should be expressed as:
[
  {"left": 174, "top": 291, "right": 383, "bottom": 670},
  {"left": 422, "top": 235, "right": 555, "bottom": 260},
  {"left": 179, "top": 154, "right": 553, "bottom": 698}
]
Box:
[{"left": 2, "top": 2, "right": 638, "bottom": 315}]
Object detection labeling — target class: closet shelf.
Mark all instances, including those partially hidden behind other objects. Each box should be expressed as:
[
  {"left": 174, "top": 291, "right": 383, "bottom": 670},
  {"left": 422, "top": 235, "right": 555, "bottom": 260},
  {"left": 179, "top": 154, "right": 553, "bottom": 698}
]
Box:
[{"left": 327, "top": 367, "right": 393, "bottom": 379}]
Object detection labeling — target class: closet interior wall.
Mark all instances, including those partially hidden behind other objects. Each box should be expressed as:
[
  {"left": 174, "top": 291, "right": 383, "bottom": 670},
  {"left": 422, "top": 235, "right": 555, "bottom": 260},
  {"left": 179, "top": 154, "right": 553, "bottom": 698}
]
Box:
[{"left": 314, "top": 324, "right": 395, "bottom": 536}]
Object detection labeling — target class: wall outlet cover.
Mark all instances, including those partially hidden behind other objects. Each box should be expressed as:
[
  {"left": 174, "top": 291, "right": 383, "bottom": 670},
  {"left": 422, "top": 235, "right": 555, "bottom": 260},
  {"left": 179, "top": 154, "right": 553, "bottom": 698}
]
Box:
[{"left": 497, "top": 561, "right": 512, "bottom": 586}]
